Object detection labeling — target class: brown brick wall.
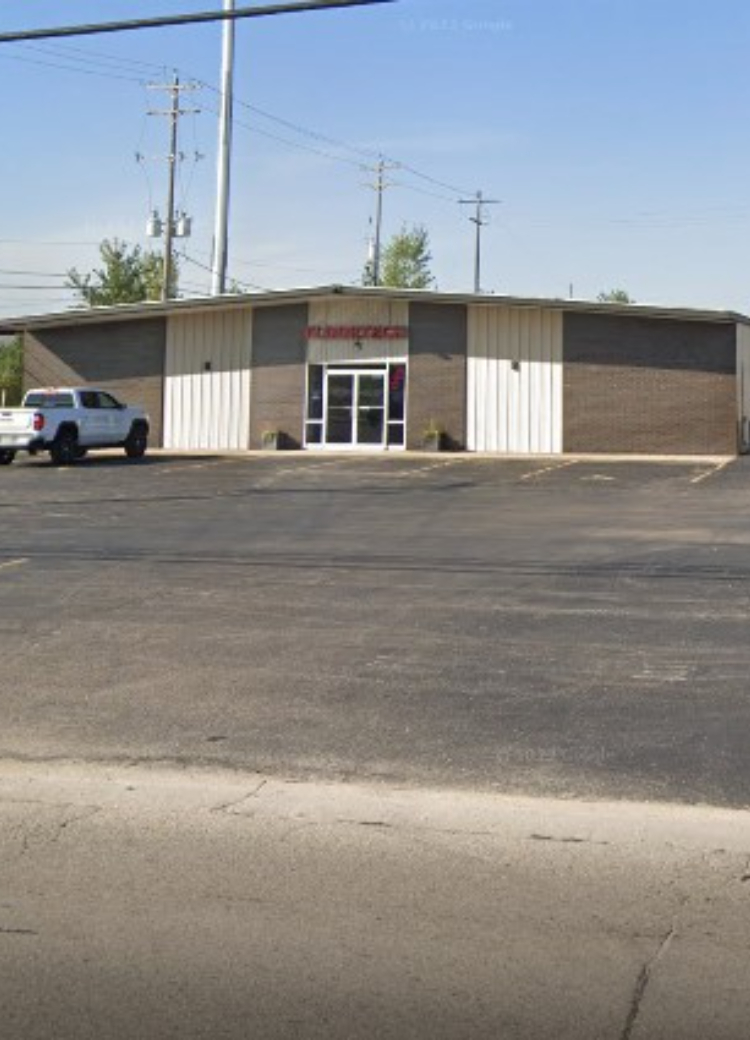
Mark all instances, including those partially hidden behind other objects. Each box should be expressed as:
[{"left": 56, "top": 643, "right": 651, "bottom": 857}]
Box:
[
  {"left": 249, "top": 304, "right": 308, "bottom": 449},
  {"left": 563, "top": 314, "right": 738, "bottom": 455},
  {"left": 407, "top": 303, "right": 467, "bottom": 450},
  {"left": 24, "top": 318, "right": 166, "bottom": 445}
]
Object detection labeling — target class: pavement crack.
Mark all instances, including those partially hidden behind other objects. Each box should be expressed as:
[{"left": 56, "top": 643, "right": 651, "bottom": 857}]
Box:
[
  {"left": 620, "top": 927, "right": 676, "bottom": 1040},
  {"left": 530, "top": 833, "right": 610, "bottom": 846},
  {"left": 211, "top": 779, "right": 268, "bottom": 815},
  {"left": 0, "top": 927, "right": 37, "bottom": 937}
]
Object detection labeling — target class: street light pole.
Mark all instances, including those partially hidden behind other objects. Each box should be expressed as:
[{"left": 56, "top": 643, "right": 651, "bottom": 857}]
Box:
[{"left": 211, "top": 0, "right": 235, "bottom": 295}]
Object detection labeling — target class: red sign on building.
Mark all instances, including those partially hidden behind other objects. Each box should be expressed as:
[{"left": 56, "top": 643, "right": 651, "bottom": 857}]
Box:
[{"left": 305, "top": 325, "right": 409, "bottom": 341}]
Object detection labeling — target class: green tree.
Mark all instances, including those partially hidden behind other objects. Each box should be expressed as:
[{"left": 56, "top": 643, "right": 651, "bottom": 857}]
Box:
[
  {"left": 597, "top": 288, "right": 634, "bottom": 304},
  {"left": 369, "top": 225, "right": 436, "bottom": 290},
  {"left": 67, "top": 238, "right": 178, "bottom": 306},
  {"left": 0, "top": 336, "right": 23, "bottom": 406}
]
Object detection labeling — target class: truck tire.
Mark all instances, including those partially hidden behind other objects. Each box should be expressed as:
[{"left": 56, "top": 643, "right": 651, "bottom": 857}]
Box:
[
  {"left": 50, "top": 429, "right": 79, "bottom": 467},
  {"left": 0, "top": 449, "right": 15, "bottom": 466},
  {"left": 124, "top": 423, "right": 148, "bottom": 460}
]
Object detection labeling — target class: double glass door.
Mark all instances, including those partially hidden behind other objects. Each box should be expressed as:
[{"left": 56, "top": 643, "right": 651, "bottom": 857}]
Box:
[{"left": 326, "top": 371, "right": 386, "bottom": 448}]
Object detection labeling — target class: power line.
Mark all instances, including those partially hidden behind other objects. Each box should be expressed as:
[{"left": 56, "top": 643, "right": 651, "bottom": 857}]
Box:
[
  {"left": 4, "top": 37, "right": 477, "bottom": 209},
  {"left": 19, "top": 41, "right": 168, "bottom": 74},
  {"left": 0, "top": 269, "right": 68, "bottom": 278},
  {"left": 0, "top": 50, "right": 147, "bottom": 83},
  {"left": 202, "top": 100, "right": 366, "bottom": 169},
  {"left": 0, "top": 1, "right": 396, "bottom": 44},
  {"left": 0, "top": 285, "right": 75, "bottom": 291},
  {"left": 178, "top": 250, "right": 269, "bottom": 292}
]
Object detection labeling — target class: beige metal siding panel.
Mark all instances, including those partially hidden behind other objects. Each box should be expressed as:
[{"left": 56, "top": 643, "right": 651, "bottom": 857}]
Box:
[
  {"left": 468, "top": 305, "right": 562, "bottom": 454},
  {"left": 737, "top": 325, "right": 750, "bottom": 451},
  {"left": 164, "top": 308, "right": 252, "bottom": 450}
]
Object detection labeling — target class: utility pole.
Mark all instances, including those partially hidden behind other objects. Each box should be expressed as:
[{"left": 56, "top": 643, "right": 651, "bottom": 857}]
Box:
[
  {"left": 367, "top": 158, "right": 397, "bottom": 286},
  {"left": 163, "top": 74, "right": 181, "bottom": 302},
  {"left": 459, "top": 190, "right": 500, "bottom": 294},
  {"left": 211, "top": 0, "right": 235, "bottom": 295},
  {"left": 146, "top": 76, "right": 200, "bottom": 301}
]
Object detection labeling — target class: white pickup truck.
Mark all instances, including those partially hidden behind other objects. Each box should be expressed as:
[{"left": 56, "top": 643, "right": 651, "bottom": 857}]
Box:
[{"left": 0, "top": 388, "right": 150, "bottom": 466}]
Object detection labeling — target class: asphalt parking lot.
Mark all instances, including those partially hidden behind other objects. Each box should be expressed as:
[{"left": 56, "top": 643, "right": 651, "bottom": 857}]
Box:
[{"left": 1, "top": 451, "right": 750, "bottom": 806}]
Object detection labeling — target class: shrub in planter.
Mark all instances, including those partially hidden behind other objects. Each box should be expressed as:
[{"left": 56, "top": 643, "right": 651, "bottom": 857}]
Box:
[
  {"left": 261, "top": 429, "right": 283, "bottom": 450},
  {"left": 421, "top": 422, "right": 444, "bottom": 452}
]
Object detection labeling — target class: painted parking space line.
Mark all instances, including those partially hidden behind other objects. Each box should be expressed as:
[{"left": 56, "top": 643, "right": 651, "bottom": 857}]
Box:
[
  {"left": 161, "top": 458, "right": 247, "bottom": 475},
  {"left": 691, "top": 460, "right": 732, "bottom": 485},
  {"left": 0, "top": 558, "right": 28, "bottom": 573},
  {"left": 519, "top": 459, "right": 579, "bottom": 482},
  {"left": 388, "top": 458, "right": 469, "bottom": 480}
]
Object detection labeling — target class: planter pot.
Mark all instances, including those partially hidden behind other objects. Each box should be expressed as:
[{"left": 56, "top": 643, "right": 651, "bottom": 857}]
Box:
[
  {"left": 261, "top": 431, "right": 283, "bottom": 451},
  {"left": 422, "top": 431, "right": 443, "bottom": 452}
]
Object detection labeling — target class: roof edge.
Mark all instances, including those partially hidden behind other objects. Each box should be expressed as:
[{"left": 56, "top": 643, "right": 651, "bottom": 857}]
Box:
[{"left": 2, "top": 284, "right": 747, "bottom": 332}]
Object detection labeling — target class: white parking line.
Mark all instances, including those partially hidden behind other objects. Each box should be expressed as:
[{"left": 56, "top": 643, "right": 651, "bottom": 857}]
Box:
[
  {"left": 391, "top": 458, "right": 465, "bottom": 479},
  {"left": 520, "top": 460, "right": 579, "bottom": 482},
  {"left": 0, "top": 558, "right": 28, "bottom": 572},
  {"left": 162, "top": 458, "right": 243, "bottom": 475},
  {"left": 691, "top": 460, "right": 731, "bottom": 485}
]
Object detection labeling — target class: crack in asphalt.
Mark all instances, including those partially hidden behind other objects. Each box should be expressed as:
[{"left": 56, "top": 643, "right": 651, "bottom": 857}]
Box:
[
  {"left": 210, "top": 779, "right": 268, "bottom": 815},
  {"left": 17, "top": 805, "right": 102, "bottom": 860},
  {"left": 620, "top": 927, "right": 676, "bottom": 1040},
  {"left": 2, "top": 546, "right": 750, "bottom": 583},
  {"left": 530, "top": 833, "right": 611, "bottom": 846}
]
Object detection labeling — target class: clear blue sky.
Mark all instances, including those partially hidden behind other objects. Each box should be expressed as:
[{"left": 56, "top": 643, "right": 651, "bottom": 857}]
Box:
[{"left": 1, "top": 0, "right": 750, "bottom": 317}]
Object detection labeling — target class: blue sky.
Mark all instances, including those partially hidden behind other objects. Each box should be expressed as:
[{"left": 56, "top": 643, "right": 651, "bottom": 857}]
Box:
[{"left": 1, "top": 0, "right": 750, "bottom": 316}]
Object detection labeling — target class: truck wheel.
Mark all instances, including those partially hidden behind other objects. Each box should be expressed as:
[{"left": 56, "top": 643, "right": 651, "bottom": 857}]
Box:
[
  {"left": 124, "top": 424, "right": 148, "bottom": 460},
  {"left": 50, "top": 430, "right": 78, "bottom": 467},
  {"left": 0, "top": 449, "right": 15, "bottom": 466}
]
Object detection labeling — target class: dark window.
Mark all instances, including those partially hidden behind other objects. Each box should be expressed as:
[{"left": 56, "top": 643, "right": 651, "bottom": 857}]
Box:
[
  {"left": 80, "top": 391, "right": 99, "bottom": 409},
  {"left": 24, "top": 392, "right": 75, "bottom": 409},
  {"left": 387, "top": 424, "right": 405, "bottom": 447},
  {"left": 388, "top": 364, "right": 406, "bottom": 422},
  {"left": 96, "top": 392, "right": 121, "bottom": 410},
  {"left": 307, "top": 365, "right": 324, "bottom": 421}
]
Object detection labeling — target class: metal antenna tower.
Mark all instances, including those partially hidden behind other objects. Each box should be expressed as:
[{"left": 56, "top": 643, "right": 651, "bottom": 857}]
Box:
[{"left": 459, "top": 190, "right": 500, "bottom": 294}]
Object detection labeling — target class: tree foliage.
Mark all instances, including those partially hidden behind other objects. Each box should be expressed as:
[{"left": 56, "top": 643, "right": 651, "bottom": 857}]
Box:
[
  {"left": 0, "top": 336, "right": 23, "bottom": 405},
  {"left": 368, "top": 225, "right": 436, "bottom": 290},
  {"left": 597, "top": 288, "right": 634, "bottom": 304},
  {"left": 67, "top": 238, "right": 177, "bottom": 306}
]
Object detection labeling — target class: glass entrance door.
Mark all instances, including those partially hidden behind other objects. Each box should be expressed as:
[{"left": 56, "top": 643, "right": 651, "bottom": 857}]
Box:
[{"left": 325, "top": 371, "right": 386, "bottom": 448}]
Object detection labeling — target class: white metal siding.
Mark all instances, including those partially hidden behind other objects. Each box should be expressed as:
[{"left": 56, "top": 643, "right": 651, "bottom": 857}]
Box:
[
  {"left": 164, "top": 309, "right": 252, "bottom": 450},
  {"left": 307, "top": 299, "right": 409, "bottom": 363},
  {"left": 467, "top": 306, "right": 563, "bottom": 453},
  {"left": 737, "top": 324, "right": 750, "bottom": 452}
]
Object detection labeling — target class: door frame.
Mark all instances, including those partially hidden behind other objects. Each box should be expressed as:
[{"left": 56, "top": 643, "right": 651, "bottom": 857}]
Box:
[
  {"left": 323, "top": 368, "right": 386, "bottom": 451},
  {"left": 305, "top": 360, "right": 408, "bottom": 452}
]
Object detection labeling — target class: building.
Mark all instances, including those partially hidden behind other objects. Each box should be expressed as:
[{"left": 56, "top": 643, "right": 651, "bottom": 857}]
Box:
[{"left": 4, "top": 286, "right": 750, "bottom": 456}]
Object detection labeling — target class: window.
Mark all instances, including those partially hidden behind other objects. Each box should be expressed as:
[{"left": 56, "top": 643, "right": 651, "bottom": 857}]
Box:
[
  {"left": 305, "top": 364, "right": 324, "bottom": 445},
  {"left": 96, "top": 392, "right": 122, "bottom": 410},
  {"left": 24, "top": 392, "right": 75, "bottom": 409}
]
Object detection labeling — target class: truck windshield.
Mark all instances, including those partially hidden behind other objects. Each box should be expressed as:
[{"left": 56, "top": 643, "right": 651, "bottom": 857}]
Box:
[{"left": 24, "top": 393, "right": 75, "bottom": 409}]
